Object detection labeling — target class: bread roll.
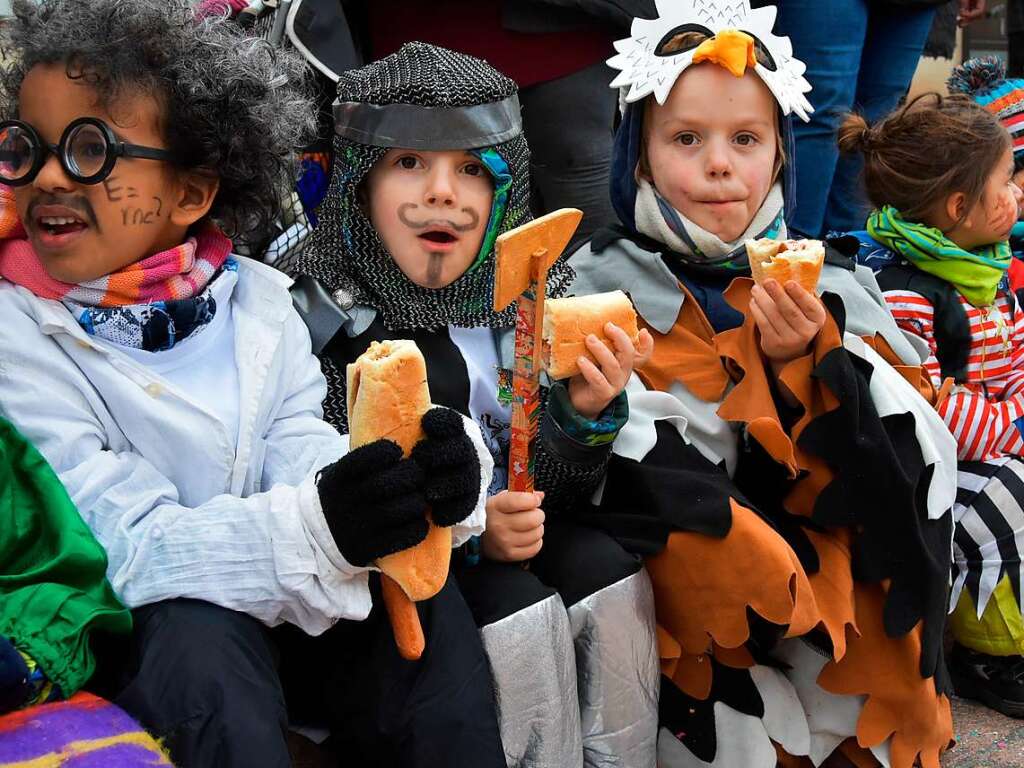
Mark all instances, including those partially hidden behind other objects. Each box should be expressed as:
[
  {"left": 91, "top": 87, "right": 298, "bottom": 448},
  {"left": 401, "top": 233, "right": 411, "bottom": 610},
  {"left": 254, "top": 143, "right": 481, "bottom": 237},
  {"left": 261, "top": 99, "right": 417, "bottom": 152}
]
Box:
[
  {"left": 541, "top": 290, "right": 640, "bottom": 380},
  {"left": 346, "top": 340, "right": 451, "bottom": 599},
  {"left": 745, "top": 238, "right": 825, "bottom": 294}
]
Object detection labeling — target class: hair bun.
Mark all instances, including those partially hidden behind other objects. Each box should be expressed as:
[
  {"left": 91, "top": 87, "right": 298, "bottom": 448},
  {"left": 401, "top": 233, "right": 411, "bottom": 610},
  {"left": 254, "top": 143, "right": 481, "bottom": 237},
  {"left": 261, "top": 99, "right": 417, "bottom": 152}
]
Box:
[
  {"left": 948, "top": 56, "right": 1007, "bottom": 96},
  {"left": 837, "top": 113, "right": 872, "bottom": 154}
]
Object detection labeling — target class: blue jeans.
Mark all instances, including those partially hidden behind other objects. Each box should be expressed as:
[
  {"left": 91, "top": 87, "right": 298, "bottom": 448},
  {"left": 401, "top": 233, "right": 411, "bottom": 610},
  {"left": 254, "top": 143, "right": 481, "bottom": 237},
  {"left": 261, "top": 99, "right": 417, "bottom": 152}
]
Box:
[{"left": 775, "top": 0, "right": 937, "bottom": 236}]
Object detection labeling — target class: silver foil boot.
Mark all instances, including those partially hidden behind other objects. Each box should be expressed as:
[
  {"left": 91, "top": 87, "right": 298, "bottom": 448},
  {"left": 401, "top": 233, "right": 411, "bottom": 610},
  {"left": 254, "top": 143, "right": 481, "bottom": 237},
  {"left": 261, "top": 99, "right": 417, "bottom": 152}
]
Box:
[
  {"left": 568, "top": 567, "right": 659, "bottom": 768},
  {"left": 480, "top": 592, "right": 584, "bottom": 768}
]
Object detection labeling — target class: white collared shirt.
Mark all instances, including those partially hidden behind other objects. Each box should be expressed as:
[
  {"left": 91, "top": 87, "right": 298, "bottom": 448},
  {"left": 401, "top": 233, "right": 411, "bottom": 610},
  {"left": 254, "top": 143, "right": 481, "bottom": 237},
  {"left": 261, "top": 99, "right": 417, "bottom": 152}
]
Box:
[
  {"left": 116, "top": 265, "right": 241, "bottom": 445},
  {"left": 0, "top": 257, "right": 488, "bottom": 635}
]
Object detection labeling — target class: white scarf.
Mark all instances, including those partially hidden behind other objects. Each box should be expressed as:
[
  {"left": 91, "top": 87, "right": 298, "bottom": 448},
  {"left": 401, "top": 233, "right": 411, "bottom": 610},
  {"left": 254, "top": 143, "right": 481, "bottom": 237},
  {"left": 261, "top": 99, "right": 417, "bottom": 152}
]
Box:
[{"left": 634, "top": 178, "right": 786, "bottom": 266}]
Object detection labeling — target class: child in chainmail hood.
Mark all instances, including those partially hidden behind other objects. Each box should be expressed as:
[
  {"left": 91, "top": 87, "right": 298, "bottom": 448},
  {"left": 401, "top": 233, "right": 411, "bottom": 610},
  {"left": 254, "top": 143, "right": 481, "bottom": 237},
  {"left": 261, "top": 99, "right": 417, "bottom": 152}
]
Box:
[
  {"left": 292, "top": 42, "right": 660, "bottom": 767},
  {"left": 294, "top": 42, "right": 554, "bottom": 333},
  {"left": 0, "top": 1, "right": 506, "bottom": 765}
]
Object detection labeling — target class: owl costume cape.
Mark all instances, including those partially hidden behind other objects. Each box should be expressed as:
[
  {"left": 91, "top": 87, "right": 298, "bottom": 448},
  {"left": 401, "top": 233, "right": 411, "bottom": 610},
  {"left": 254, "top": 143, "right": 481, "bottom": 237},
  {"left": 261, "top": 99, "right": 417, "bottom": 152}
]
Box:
[
  {"left": 290, "top": 43, "right": 660, "bottom": 768},
  {"left": 568, "top": 2, "right": 961, "bottom": 766}
]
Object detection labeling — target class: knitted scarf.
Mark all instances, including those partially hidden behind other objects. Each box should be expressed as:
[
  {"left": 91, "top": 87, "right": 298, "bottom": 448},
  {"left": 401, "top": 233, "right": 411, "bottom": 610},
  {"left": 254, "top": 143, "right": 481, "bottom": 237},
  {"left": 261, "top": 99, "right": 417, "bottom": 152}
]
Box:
[
  {"left": 867, "top": 205, "right": 1011, "bottom": 307},
  {"left": 633, "top": 177, "right": 786, "bottom": 274},
  {"left": 0, "top": 188, "right": 233, "bottom": 351},
  {"left": 0, "top": 223, "right": 232, "bottom": 306}
]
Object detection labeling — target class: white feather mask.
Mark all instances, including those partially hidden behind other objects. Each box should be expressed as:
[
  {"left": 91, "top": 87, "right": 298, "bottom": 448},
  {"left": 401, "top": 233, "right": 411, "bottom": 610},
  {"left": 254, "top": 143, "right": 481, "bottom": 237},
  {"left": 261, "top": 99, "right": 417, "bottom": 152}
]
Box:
[{"left": 607, "top": 0, "right": 814, "bottom": 122}]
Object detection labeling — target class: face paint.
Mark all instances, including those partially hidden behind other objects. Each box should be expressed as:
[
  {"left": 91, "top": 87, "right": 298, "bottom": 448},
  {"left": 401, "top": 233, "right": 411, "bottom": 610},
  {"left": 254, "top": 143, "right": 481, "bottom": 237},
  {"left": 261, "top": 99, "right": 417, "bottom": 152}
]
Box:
[
  {"left": 425, "top": 254, "right": 445, "bottom": 287},
  {"left": 950, "top": 146, "right": 1023, "bottom": 249},
  {"left": 397, "top": 202, "right": 481, "bottom": 232},
  {"left": 364, "top": 148, "right": 495, "bottom": 290},
  {"left": 13, "top": 65, "right": 190, "bottom": 284},
  {"left": 27, "top": 191, "right": 99, "bottom": 229}
]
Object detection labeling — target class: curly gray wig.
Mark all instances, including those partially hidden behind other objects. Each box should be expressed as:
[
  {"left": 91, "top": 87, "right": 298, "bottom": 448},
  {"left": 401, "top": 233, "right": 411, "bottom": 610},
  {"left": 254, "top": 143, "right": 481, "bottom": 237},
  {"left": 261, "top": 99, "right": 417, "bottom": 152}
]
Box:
[{"left": 0, "top": 0, "right": 317, "bottom": 238}]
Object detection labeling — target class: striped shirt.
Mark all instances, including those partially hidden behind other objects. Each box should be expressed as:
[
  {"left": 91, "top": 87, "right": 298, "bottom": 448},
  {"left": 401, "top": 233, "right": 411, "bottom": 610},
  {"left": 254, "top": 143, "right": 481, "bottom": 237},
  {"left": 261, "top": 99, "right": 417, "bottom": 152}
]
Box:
[{"left": 884, "top": 289, "right": 1024, "bottom": 461}]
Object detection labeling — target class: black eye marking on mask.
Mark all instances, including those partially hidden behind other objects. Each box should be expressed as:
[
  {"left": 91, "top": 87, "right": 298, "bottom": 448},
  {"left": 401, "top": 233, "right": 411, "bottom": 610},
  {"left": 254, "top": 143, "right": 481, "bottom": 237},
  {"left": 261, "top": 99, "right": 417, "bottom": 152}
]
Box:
[{"left": 655, "top": 24, "right": 713, "bottom": 57}]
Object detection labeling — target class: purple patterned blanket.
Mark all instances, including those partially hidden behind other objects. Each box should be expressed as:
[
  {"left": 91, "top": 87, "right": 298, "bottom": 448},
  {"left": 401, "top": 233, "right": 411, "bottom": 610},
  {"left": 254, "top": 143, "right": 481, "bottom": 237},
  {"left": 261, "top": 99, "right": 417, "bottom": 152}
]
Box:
[{"left": 0, "top": 692, "right": 170, "bottom": 766}]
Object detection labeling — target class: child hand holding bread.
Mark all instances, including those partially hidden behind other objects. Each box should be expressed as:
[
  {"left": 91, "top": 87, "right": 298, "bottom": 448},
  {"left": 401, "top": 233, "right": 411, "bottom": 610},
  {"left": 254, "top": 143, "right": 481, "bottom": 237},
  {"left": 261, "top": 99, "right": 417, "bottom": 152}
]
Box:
[
  {"left": 542, "top": 289, "right": 654, "bottom": 420},
  {"left": 746, "top": 238, "right": 827, "bottom": 374},
  {"left": 567, "top": 323, "right": 654, "bottom": 420},
  {"left": 749, "top": 280, "right": 826, "bottom": 367},
  {"left": 483, "top": 290, "right": 653, "bottom": 563}
]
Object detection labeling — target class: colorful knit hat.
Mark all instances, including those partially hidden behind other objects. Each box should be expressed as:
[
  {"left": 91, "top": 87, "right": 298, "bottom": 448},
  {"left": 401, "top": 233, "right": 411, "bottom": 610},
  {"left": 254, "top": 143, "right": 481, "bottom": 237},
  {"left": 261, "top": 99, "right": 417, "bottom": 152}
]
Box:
[{"left": 948, "top": 57, "right": 1024, "bottom": 161}]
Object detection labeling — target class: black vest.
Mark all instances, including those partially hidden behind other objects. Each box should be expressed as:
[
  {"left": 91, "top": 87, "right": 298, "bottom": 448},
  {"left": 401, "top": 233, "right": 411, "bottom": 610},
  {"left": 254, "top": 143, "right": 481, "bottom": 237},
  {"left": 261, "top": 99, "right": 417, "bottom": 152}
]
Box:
[{"left": 875, "top": 265, "right": 971, "bottom": 383}]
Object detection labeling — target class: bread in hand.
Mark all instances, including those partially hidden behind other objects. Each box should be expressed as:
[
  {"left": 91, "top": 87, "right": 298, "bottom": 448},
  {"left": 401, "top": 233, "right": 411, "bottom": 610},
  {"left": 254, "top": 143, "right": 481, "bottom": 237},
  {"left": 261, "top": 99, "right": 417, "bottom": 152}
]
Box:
[
  {"left": 346, "top": 340, "right": 451, "bottom": 601},
  {"left": 745, "top": 238, "right": 825, "bottom": 294},
  {"left": 541, "top": 290, "right": 640, "bottom": 380}
]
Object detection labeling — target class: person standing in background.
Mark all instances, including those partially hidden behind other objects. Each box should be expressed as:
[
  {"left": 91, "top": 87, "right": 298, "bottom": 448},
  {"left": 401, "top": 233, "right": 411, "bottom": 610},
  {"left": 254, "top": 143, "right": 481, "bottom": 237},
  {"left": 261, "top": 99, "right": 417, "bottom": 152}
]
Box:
[
  {"left": 366, "top": 1, "right": 653, "bottom": 249},
  {"left": 767, "top": 0, "right": 986, "bottom": 237},
  {"left": 1010, "top": 0, "right": 1024, "bottom": 78}
]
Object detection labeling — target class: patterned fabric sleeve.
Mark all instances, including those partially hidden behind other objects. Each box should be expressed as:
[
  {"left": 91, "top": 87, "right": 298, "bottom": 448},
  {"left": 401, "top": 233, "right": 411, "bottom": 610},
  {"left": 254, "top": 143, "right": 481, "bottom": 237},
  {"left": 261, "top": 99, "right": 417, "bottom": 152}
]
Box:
[
  {"left": 885, "top": 289, "right": 1024, "bottom": 461},
  {"left": 535, "top": 383, "right": 628, "bottom": 515},
  {"left": 937, "top": 388, "right": 1024, "bottom": 461}
]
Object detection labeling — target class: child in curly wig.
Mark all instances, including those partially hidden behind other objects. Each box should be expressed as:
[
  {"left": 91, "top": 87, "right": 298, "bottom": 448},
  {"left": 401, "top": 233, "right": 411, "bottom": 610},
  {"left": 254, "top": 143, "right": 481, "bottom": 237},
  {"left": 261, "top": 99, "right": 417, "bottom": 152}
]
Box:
[
  {"left": 0, "top": 1, "right": 506, "bottom": 765},
  {"left": 841, "top": 91, "right": 1024, "bottom": 718}
]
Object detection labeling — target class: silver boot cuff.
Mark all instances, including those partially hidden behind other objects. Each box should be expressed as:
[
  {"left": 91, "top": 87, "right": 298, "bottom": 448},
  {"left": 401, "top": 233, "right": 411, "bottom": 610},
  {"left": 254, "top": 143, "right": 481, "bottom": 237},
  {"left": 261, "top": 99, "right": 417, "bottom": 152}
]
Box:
[
  {"left": 481, "top": 592, "right": 584, "bottom": 768},
  {"left": 567, "top": 567, "right": 659, "bottom": 768}
]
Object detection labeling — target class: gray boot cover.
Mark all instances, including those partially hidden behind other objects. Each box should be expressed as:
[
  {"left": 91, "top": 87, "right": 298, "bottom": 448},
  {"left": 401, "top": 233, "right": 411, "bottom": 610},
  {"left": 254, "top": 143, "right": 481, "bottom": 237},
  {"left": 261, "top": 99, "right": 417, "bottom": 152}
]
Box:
[
  {"left": 480, "top": 592, "right": 584, "bottom": 768},
  {"left": 567, "top": 567, "right": 659, "bottom": 768}
]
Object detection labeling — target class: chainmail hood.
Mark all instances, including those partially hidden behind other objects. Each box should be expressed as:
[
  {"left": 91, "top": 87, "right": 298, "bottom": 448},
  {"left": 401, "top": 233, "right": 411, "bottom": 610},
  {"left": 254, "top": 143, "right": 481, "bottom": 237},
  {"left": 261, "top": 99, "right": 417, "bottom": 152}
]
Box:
[{"left": 293, "top": 42, "right": 573, "bottom": 330}]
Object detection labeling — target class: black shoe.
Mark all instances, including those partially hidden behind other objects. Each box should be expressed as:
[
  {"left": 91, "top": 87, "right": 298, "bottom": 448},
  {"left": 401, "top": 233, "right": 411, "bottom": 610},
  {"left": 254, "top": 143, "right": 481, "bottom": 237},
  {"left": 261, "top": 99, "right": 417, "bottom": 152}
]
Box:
[{"left": 950, "top": 643, "right": 1024, "bottom": 718}]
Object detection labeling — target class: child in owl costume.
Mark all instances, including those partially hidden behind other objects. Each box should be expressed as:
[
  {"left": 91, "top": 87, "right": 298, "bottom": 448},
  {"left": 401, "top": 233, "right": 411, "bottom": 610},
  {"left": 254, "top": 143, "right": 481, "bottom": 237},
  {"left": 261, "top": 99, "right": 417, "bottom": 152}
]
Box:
[{"left": 569, "top": 2, "right": 961, "bottom": 766}]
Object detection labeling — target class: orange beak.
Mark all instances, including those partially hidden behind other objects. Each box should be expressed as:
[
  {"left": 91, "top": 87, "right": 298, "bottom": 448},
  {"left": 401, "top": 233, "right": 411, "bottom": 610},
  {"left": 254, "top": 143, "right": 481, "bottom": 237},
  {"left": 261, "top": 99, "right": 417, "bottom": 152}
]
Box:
[{"left": 692, "top": 29, "right": 758, "bottom": 78}]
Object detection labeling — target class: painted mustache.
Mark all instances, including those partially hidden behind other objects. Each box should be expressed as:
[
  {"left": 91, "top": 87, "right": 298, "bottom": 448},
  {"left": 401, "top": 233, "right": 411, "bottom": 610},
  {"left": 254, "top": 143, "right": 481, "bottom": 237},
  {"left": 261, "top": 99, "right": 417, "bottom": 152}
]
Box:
[
  {"left": 398, "top": 202, "right": 480, "bottom": 232},
  {"left": 28, "top": 194, "right": 99, "bottom": 228}
]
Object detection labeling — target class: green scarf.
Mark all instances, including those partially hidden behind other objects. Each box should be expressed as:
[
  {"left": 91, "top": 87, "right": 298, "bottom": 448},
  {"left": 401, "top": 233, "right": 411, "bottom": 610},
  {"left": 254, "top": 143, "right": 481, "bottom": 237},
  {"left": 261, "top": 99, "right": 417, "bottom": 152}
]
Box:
[
  {"left": 0, "top": 416, "right": 131, "bottom": 696},
  {"left": 867, "top": 205, "right": 1011, "bottom": 307}
]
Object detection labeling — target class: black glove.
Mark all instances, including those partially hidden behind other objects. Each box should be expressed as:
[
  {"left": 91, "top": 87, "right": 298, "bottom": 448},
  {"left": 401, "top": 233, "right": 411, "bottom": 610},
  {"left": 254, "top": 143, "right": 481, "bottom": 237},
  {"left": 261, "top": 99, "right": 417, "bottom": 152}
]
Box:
[
  {"left": 410, "top": 407, "right": 481, "bottom": 527},
  {"left": 318, "top": 439, "right": 429, "bottom": 567}
]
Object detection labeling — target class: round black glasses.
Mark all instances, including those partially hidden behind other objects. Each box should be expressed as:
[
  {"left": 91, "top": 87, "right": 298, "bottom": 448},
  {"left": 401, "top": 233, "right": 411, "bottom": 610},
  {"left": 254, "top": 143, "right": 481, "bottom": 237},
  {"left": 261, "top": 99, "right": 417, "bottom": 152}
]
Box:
[{"left": 0, "top": 117, "right": 176, "bottom": 186}]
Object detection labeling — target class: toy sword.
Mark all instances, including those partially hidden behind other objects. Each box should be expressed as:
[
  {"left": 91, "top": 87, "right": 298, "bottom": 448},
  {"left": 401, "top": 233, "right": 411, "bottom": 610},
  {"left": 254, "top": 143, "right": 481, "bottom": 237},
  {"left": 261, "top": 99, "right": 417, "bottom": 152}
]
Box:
[{"left": 492, "top": 208, "right": 582, "bottom": 492}]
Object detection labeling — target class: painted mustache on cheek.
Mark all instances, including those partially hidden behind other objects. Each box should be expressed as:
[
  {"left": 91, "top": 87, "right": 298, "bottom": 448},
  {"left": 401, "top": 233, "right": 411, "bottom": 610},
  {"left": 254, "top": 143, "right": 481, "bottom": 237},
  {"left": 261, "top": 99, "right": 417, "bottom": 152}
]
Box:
[
  {"left": 397, "top": 202, "right": 481, "bottom": 232},
  {"left": 27, "top": 194, "right": 99, "bottom": 229}
]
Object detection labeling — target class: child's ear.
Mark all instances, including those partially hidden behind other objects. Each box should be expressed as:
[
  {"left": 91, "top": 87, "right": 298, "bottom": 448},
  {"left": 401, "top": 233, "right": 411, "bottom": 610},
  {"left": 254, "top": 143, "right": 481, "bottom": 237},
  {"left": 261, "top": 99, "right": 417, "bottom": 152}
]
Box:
[
  {"left": 945, "top": 191, "right": 968, "bottom": 226},
  {"left": 169, "top": 171, "right": 220, "bottom": 229}
]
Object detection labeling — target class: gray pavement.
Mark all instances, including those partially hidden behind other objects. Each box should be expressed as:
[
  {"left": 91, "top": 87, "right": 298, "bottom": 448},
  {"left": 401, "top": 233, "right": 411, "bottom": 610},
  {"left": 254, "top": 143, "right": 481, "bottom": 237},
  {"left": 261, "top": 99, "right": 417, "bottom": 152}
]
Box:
[
  {"left": 943, "top": 696, "right": 1024, "bottom": 767},
  {"left": 286, "top": 695, "right": 1024, "bottom": 766}
]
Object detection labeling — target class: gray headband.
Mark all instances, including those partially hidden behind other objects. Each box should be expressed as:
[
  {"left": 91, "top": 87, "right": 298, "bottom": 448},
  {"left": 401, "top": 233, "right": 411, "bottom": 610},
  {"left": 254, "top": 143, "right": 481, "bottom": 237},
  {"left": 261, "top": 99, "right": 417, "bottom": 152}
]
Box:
[{"left": 333, "top": 95, "right": 522, "bottom": 150}]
